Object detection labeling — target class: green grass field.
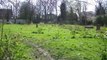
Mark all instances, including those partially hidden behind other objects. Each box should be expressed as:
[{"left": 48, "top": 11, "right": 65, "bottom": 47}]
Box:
[{"left": 0, "top": 24, "right": 107, "bottom": 60}]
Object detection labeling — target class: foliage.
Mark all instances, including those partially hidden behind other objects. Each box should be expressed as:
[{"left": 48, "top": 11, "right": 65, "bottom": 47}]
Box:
[
  {"left": 103, "top": 16, "right": 107, "bottom": 26},
  {"left": 95, "top": 16, "right": 107, "bottom": 26},
  {"left": 96, "top": 16, "right": 104, "bottom": 26}
]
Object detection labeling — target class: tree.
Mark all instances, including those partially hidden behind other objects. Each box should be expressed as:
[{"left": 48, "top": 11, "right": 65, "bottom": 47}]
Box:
[
  {"left": 95, "top": 0, "right": 106, "bottom": 30},
  {"left": 60, "top": 1, "right": 66, "bottom": 24},
  {"left": 66, "top": 7, "right": 78, "bottom": 24},
  {"left": 35, "top": 0, "right": 58, "bottom": 23},
  {"left": 95, "top": 2, "right": 106, "bottom": 26},
  {"left": 96, "top": 2, "right": 105, "bottom": 16},
  {"left": 19, "top": 1, "right": 35, "bottom": 24},
  {"left": 67, "top": 7, "right": 74, "bottom": 20},
  {"left": 66, "top": 0, "right": 89, "bottom": 22},
  {"left": 8, "top": 0, "right": 20, "bottom": 23},
  {"left": 35, "top": 0, "right": 42, "bottom": 22}
]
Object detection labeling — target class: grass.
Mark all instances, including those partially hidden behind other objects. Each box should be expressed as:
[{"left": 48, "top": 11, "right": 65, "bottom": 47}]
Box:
[{"left": 1, "top": 23, "right": 107, "bottom": 60}]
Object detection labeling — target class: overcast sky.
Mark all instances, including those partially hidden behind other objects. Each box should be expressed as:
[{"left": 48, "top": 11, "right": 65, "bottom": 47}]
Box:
[{"left": 87, "top": 0, "right": 96, "bottom": 12}]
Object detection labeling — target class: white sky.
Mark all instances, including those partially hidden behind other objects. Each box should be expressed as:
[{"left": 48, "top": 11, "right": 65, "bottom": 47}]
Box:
[{"left": 86, "top": 0, "right": 96, "bottom": 12}]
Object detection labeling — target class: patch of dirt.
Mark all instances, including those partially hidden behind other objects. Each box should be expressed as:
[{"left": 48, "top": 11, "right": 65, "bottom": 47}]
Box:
[{"left": 23, "top": 40, "right": 54, "bottom": 60}]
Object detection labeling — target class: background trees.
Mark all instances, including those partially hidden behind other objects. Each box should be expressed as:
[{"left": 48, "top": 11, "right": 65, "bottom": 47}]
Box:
[
  {"left": 19, "top": 1, "right": 35, "bottom": 23},
  {"left": 1, "top": 0, "right": 107, "bottom": 25},
  {"left": 35, "top": 0, "right": 58, "bottom": 23}
]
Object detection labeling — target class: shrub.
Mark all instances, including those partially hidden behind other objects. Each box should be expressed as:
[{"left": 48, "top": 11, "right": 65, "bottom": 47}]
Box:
[{"left": 96, "top": 16, "right": 104, "bottom": 26}]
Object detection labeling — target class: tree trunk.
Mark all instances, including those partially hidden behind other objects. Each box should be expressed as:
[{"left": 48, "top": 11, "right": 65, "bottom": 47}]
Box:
[{"left": 44, "top": 6, "right": 47, "bottom": 23}]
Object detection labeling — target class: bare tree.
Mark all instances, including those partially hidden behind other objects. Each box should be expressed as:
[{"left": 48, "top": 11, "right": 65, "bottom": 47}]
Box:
[
  {"left": 35, "top": 0, "right": 42, "bottom": 21},
  {"left": 65, "top": 0, "right": 81, "bottom": 21},
  {"left": 54, "top": 0, "right": 58, "bottom": 16},
  {"left": 36, "top": 0, "right": 58, "bottom": 23},
  {"left": 8, "top": 0, "right": 20, "bottom": 23}
]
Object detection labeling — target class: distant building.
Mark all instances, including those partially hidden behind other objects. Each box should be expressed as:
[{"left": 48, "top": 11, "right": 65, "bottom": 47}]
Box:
[{"left": 0, "top": 9, "right": 13, "bottom": 19}]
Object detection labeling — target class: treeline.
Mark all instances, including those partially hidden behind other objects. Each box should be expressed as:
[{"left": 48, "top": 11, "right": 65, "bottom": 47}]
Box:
[
  {"left": 17, "top": 0, "right": 107, "bottom": 26},
  {"left": 1, "top": 0, "right": 107, "bottom": 26}
]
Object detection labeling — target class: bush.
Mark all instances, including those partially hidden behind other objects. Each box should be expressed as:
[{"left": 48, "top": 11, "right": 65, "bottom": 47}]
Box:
[
  {"left": 103, "top": 16, "right": 107, "bottom": 26},
  {"left": 96, "top": 16, "right": 104, "bottom": 26}
]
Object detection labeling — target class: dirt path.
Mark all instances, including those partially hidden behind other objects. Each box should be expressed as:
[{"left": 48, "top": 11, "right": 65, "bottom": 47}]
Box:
[{"left": 23, "top": 40, "right": 54, "bottom": 60}]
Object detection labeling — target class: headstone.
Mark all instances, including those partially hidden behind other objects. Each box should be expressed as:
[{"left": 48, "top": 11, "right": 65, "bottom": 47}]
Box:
[{"left": 85, "top": 25, "right": 93, "bottom": 29}]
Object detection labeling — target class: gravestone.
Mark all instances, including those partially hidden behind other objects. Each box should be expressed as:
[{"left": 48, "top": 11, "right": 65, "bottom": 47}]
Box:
[
  {"left": 85, "top": 25, "right": 94, "bottom": 29},
  {"left": 96, "top": 24, "right": 100, "bottom": 30}
]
